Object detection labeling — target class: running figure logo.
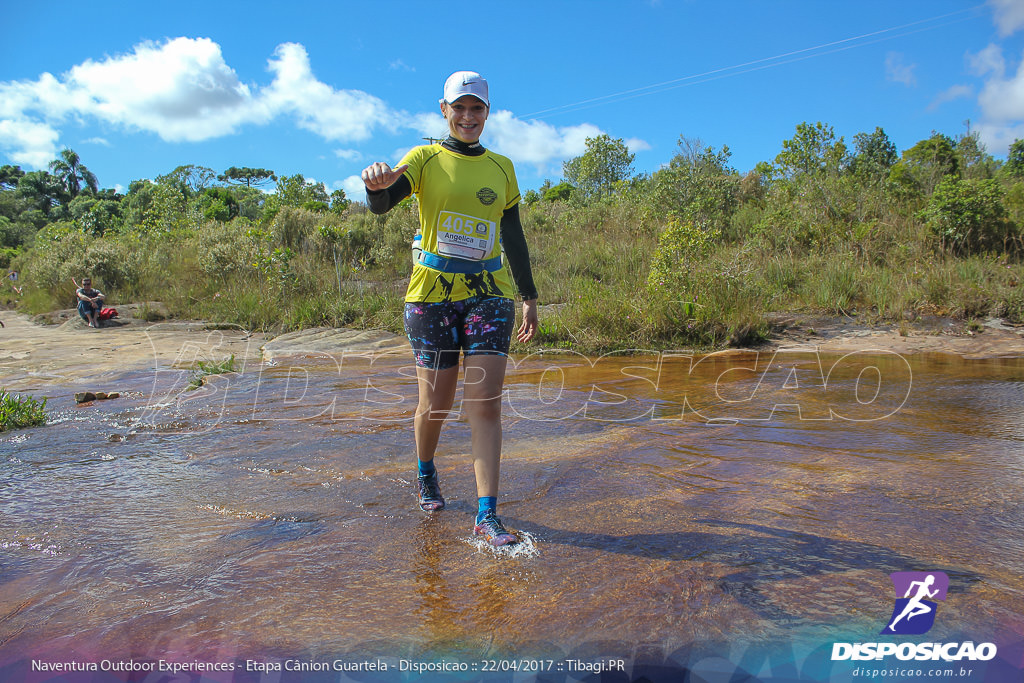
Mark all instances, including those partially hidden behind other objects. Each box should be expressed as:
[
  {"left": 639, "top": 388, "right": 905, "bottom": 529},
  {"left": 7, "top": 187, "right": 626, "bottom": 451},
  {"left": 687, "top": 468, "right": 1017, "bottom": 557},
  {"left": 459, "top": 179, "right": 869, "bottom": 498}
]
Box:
[{"left": 881, "top": 571, "right": 949, "bottom": 635}]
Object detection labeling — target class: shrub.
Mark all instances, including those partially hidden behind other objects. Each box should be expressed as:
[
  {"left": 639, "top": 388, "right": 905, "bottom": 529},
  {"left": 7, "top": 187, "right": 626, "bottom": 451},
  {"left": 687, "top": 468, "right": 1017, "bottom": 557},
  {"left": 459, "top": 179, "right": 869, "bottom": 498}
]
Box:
[
  {"left": 0, "top": 246, "right": 18, "bottom": 269},
  {"left": 83, "top": 240, "right": 139, "bottom": 293},
  {"left": 920, "top": 177, "right": 1010, "bottom": 254},
  {"left": 196, "top": 221, "right": 261, "bottom": 281},
  {"left": 271, "top": 206, "right": 322, "bottom": 250},
  {"left": 648, "top": 218, "right": 721, "bottom": 290}
]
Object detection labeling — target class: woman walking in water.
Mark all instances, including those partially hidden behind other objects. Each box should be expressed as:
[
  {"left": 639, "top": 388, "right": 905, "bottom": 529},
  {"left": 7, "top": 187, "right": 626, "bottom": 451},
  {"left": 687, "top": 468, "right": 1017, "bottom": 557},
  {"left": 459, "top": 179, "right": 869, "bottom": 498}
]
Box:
[{"left": 362, "top": 71, "right": 539, "bottom": 546}]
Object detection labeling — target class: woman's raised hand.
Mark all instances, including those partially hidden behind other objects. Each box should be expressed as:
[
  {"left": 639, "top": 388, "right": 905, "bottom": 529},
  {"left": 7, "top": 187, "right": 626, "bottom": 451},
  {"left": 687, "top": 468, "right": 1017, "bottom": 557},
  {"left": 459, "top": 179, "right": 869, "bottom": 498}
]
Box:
[{"left": 361, "top": 162, "right": 409, "bottom": 191}]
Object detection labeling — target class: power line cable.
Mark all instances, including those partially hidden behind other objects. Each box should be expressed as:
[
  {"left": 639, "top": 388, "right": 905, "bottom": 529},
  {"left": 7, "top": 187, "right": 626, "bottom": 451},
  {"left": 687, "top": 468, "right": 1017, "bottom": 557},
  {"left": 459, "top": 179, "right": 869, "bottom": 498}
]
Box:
[{"left": 521, "top": 4, "right": 987, "bottom": 120}]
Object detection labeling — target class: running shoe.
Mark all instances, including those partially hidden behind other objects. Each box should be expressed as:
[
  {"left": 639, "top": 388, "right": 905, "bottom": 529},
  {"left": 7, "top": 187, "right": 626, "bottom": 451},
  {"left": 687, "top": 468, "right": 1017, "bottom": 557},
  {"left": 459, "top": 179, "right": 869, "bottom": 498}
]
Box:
[
  {"left": 473, "top": 511, "right": 518, "bottom": 546},
  {"left": 416, "top": 472, "right": 445, "bottom": 511}
]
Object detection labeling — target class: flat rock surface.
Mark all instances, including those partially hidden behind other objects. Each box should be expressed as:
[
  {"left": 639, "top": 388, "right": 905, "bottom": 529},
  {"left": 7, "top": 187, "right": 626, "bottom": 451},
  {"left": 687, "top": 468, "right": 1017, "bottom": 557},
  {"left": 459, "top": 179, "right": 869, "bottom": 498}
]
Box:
[
  {"left": 1, "top": 308, "right": 409, "bottom": 388},
  {"left": 1, "top": 309, "right": 267, "bottom": 386},
  {"left": 261, "top": 326, "right": 409, "bottom": 360},
  {"left": 3, "top": 306, "right": 1022, "bottom": 391},
  {"left": 762, "top": 313, "right": 1024, "bottom": 359}
]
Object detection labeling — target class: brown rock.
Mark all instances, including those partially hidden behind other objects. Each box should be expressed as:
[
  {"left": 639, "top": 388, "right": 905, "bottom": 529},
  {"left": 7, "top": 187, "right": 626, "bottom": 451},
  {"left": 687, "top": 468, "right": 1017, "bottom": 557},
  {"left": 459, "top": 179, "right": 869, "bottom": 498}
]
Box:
[{"left": 75, "top": 391, "right": 121, "bottom": 403}]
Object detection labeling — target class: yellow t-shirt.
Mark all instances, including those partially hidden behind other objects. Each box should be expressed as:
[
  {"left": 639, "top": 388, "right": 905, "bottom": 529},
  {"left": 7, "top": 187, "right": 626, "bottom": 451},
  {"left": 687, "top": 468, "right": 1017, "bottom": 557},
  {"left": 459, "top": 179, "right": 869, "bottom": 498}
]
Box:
[{"left": 399, "top": 144, "right": 521, "bottom": 303}]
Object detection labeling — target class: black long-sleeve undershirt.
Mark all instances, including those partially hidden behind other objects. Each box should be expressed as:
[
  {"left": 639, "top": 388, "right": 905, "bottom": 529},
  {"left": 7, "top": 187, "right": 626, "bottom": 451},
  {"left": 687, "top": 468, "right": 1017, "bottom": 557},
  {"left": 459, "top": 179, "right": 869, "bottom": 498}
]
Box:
[{"left": 366, "top": 157, "right": 539, "bottom": 302}]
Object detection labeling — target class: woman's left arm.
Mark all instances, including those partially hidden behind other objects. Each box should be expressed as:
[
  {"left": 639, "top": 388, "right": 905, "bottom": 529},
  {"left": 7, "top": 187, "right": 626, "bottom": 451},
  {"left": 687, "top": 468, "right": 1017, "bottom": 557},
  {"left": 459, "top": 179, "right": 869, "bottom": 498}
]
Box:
[{"left": 500, "top": 204, "right": 539, "bottom": 342}]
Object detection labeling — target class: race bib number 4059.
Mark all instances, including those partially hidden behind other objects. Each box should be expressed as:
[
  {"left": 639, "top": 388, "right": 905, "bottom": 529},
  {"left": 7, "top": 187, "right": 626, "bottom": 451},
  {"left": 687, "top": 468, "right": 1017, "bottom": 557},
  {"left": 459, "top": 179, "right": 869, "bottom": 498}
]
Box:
[{"left": 436, "top": 211, "right": 496, "bottom": 261}]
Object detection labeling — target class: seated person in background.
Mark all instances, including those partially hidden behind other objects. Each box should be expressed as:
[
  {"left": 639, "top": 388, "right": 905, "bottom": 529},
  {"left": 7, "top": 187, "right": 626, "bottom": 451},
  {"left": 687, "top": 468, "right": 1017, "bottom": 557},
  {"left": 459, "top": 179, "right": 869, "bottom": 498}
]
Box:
[{"left": 76, "top": 277, "right": 105, "bottom": 328}]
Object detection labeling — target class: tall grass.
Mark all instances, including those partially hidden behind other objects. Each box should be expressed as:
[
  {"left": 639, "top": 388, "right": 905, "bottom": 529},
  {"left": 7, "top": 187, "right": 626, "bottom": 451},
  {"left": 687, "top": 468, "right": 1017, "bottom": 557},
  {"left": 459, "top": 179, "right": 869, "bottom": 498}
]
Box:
[{"left": 12, "top": 185, "right": 1024, "bottom": 354}]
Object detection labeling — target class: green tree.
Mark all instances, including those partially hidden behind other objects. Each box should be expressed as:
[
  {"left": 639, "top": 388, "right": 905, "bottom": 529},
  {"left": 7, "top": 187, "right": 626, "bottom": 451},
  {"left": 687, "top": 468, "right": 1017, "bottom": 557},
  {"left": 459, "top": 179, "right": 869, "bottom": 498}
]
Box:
[
  {"left": 562, "top": 134, "right": 635, "bottom": 200},
  {"left": 955, "top": 131, "right": 998, "bottom": 181},
  {"left": 275, "top": 173, "right": 330, "bottom": 211},
  {"left": 851, "top": 127, "right": 897, "bottom": 180},
  {"left": 218, "top": 166, "right": 277, "bottom": 188},
  {"left": 68, "top": 191, "right": 123, "bottom": 235},
  {"left": 121, "top": 178, "right": 196, "bottom": 233},
  {"left": 17, "top": 171, "right": 67, "bottom": 217},
  {"left": 48, "top": 148, "right": 98, "bottom": 199},
  {"left": 772, "top": 122, "right": 849, "bottom": 179},
  {"left": 199, "top": 187, "right": 240, "bottom": 222},
  {"left": 232, "top": 185, "right": 268, "bottom": 221},
  {"left": 0, "top": 165, "right": 25, "bottom": 191},
  {"left": 919, "top": 176, "right": 1009, "bottom": 253},
  {"left": 542, "top": 182, "right": 574, "bottom": 202},
  {"left": 892, "top": 133, "right": 959, "bottom": 195},
  {"left": 652, "top": 137, "right": 739, "bottom": 234},
  {"left": 764, "top": 122, "right": 853, "bottom": 227},
  {"left": 329, "top": 188, "right": 350, "bottom": 214},
  {"left": 1006, "top": 139, "right": 1024, "bottom": 179},
  {"left": 122, "top": 180, "right": 155, "bottom": 230},
  {"left": 0, "top": 186, "right": 40, "bottom": 248},
  {"left": 157, "top": 165, "right": 217, "bottom": 194}
]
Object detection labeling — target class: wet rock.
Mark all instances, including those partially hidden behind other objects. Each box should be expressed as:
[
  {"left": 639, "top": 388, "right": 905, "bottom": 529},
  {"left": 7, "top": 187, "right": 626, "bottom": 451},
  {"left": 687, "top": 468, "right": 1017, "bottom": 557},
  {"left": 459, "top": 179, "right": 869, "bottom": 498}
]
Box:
[{"left": 75, "top": 391, "right": 121, "bottom": 403}]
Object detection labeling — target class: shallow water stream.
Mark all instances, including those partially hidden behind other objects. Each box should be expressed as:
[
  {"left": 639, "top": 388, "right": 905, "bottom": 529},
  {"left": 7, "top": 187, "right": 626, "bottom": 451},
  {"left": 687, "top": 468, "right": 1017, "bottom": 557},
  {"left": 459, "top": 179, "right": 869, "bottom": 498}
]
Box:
[{"left": 2, "top": 347, "right": 1023, "bottom": 680}]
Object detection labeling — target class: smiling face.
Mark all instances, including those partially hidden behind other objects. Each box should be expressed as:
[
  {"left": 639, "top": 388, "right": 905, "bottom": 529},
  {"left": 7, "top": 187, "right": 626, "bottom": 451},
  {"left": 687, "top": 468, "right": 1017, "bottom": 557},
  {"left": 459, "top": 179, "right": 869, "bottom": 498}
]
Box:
[{"left": 441, "top": 95, "right": 489, "bottom": 143}]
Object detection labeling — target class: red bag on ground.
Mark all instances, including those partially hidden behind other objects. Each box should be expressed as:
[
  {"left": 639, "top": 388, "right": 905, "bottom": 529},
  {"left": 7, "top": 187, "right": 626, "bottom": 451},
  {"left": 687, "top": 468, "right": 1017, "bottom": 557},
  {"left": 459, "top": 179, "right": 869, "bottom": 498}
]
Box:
[{"left": 98, "top": 307, "right": 118, "bottom": 321}]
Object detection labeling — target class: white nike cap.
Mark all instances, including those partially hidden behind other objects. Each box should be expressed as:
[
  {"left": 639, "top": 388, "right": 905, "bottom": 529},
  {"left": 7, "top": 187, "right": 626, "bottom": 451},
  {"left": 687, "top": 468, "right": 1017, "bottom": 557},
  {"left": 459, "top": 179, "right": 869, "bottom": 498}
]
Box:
[{"left": 442, "top": 71, "right": 489, "bottom": 107}]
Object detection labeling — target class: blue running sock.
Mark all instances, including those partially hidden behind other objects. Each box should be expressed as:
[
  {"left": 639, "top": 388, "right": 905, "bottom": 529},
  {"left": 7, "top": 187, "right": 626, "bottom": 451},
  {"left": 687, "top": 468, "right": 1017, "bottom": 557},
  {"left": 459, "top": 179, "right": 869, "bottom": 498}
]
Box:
[
  {"left": 476, "top": 496, "right": 497, "bottom": 524},
  {"left": 418, "top": 458, "right": 436, "bottom": 478}
]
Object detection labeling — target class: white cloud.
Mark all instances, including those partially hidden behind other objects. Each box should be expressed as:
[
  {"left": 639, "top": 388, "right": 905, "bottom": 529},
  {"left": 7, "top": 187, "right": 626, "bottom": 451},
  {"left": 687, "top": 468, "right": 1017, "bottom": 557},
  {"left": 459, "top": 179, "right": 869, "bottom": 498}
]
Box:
[
  {"left": 334, "top": 148, "right": 363, "bottom": 161},
  {"left": 966, "top": 45, "right": 1024, "bottom": 155},
  {"left": 976, "top": 48, "right": 1024, "bottom": 123},
  {"left": 261, "top": 43, "right": 395, "bottom": 142},
  {"left": 928, "top": 84, "right": 974, "bottom": 111},
  {"left": 0, "top": 37, "right": 612, "bottom": 175},
  {"left": 626, "top": 137, "right": 652, "bottom": 153},
  {"left": 969, "top": 44, "right": 1006, "bottom": 78},
  {"left": 0, "top": 38, "right": 258, "bottom": 165},
  {"left": 885, "top": 52, "right": 916, "bottom": 86},
  {"left": 65, "top": 37, "right": 256, "bottom": 142},
  {"left": 990, "top": 0, "right": 1024, "bottom": 36},
  {"left": 341, "top": 174, "right": 367, "bottom": 199},
  {"left": 976, "top": 121, "right": 1024, "bottom": 154},
  {"left": 0, "top": 118, "right": 60, "bottom": 167},
  {"left": 0, "top": 38, "right": 402, "bottom": 168},
  {"left": 82, "top": 137, "right": 110, "bottom": 146},
  {"left": 408, "top": 111, "right": 447, "bottom": 140},
  {"left": 485, "top": 110, "right": 602, "bottom": 169},
  {"left": 0, "top": 72, "right": 73, "bottom": 120}
]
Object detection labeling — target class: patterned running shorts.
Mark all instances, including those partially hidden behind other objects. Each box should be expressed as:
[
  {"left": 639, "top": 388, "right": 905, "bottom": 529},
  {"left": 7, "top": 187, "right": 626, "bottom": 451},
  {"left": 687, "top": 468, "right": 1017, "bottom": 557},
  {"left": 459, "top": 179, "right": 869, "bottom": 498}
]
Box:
[{"left": 404, "top": 296, "right": 516, "bottom": 370}]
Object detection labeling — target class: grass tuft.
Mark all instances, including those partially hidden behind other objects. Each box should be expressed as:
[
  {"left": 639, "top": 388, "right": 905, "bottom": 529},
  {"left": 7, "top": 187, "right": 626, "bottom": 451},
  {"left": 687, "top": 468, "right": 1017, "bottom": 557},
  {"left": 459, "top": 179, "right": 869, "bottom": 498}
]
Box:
[
  {"left": 188, "top": 354, "right": 237, "bottom": 391},
  {"left": 0, "top": 389, "right": 47, "bottom": 431}
]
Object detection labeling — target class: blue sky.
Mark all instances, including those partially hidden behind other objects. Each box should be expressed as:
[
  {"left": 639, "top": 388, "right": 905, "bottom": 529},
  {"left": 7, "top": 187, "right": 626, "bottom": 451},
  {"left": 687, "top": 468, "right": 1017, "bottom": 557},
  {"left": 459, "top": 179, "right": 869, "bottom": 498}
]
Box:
[{"left": 2, "top": 1, "right": 1023, "bottom": 199}]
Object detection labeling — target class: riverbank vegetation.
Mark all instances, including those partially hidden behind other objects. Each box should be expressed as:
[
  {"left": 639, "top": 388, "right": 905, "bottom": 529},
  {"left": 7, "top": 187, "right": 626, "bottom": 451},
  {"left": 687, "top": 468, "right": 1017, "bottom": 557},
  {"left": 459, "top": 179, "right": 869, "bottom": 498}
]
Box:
[
  {"left": 2, "top": 124, "right": 1024, "bottom": 353},
  {"left": 188, "top": 354, "right": 238, "bottom": 391},
  {"left": 0, "top": 389, "right": 47, "bottom": 432}
]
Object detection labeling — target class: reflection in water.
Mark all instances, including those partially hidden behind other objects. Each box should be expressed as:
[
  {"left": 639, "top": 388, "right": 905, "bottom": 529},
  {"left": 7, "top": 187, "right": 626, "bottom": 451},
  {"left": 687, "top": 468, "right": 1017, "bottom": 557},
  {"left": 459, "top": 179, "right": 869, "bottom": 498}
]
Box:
[{"left": 1, "top": 350, "right": 1023, "bottom": 671}]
